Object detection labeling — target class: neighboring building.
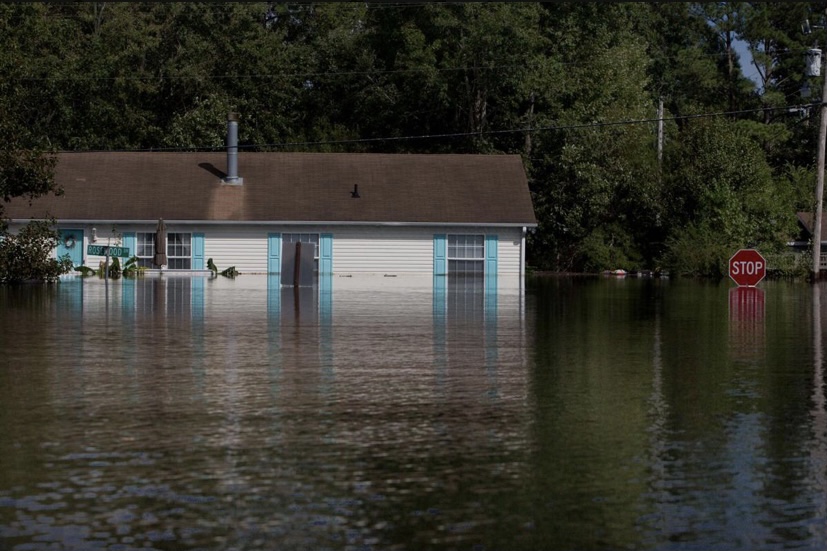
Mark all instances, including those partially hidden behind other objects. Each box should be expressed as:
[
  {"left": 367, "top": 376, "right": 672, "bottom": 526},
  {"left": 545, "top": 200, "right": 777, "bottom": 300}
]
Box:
[
  {"left": 5, "top": 137, "right": 537, "bottom": 289},
  {"left": 796, "top": 211, "right": 827, "bottom": 269}
]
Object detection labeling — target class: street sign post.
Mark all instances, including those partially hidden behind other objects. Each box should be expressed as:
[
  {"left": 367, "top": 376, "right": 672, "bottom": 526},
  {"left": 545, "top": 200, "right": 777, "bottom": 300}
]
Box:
[
  {"left": 87, "top": 244, "right": 131, "bottom": 282},
  {"left": 87, "top": 245, "right": 130, "bottom": 258},
  {"left": 729, "top": 249, "right": 766, "bottom": 287}
]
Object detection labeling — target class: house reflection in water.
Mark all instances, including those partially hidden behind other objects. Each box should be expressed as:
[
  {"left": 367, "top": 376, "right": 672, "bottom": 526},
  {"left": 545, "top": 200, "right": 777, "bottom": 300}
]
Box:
[
  {"left": 35, "top": 273, "right": 529, "bottom": 508},
  {"left": 58, "top": 273, "right": 526, "bottom": 410},
  {"left": 432, "top": 274, "right": 501, "bottom": 396}
]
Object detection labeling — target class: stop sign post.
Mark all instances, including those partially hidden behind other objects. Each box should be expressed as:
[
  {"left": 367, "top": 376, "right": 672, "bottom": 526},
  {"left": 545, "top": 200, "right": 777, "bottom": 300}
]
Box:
[{"left": 729, "top": 249, "right": 766, "bottom": 287}]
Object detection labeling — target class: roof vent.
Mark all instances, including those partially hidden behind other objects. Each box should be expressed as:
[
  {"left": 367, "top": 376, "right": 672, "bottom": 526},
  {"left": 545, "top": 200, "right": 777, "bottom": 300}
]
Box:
[
  {"left": 350, "top": 184, "right": 360, "bottom": 198},
  {"left": 223, "top": 112, "right": 243, "bottom": 185}
]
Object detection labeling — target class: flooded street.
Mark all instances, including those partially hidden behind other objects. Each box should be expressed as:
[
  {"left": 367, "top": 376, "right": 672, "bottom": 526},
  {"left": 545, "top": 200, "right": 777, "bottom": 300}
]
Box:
[{"left": 1, "top": 276, "right": 826, "bottom": 550}]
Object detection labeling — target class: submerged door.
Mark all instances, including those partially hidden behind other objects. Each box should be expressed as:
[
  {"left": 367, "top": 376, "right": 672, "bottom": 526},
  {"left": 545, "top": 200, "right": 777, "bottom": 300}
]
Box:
[
  {"left": 281, "top": 241, "right": 316, "bottom": 286},
  {"left": 57, "top": 229, "right": 83, "bottom": 267}
]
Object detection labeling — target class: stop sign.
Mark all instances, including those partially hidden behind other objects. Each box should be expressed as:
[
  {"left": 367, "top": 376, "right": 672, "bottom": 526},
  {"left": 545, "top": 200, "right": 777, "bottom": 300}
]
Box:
[{"left": 729, "top": 249, "right": 766, "bottom": 286}]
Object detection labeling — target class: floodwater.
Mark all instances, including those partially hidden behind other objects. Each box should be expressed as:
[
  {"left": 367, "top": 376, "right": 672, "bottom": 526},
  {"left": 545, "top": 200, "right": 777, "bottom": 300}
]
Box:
[{"left": 0, "top": 275, "right": 826, "bottom": 550}]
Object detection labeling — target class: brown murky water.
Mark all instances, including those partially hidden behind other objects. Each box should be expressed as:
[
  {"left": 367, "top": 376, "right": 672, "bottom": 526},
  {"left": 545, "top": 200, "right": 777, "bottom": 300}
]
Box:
[{"left": 0, "top": 275, "right": 825, "bottom": 550}]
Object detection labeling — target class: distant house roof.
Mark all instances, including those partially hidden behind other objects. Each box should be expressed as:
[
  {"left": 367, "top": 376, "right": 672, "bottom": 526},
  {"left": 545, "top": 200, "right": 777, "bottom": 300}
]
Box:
[
  {"left": 6, "top": 152, "right": 537, "bottom": 227},
  {"left": 797, "top": 211, "right": 827, "bottom": 241}
]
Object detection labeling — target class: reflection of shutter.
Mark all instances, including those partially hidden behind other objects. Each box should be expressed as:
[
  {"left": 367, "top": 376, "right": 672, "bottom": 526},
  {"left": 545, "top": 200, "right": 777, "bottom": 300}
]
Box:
[
  {"left": 268, "top": 233, "right": 281, "bottom": 274},
  {"left": 485, "top": 234, "right": 498, "bottom": 293},
  {"left": 433, "top": 234, "right": 447, "bottom": 275},
  {"left": 320, "top": 234, "right": 333, "bottom": 274},
  {"left": 191, "top": 276, "right": 204, "bottom": 318},
  {"left": 122, "top": 277, "right": 135, "bottom": 314},
  {"left": 123, "top": 232, "right": 136, "bottom": 259},
  {"left": 192, "top": 233, "right": 205, "bottom": 270}
]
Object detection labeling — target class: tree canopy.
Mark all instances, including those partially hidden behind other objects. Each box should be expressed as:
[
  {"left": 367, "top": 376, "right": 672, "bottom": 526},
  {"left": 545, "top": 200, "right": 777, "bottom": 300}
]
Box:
[{"left": 2, "top": 2, "right": 825, "bottom": 275}]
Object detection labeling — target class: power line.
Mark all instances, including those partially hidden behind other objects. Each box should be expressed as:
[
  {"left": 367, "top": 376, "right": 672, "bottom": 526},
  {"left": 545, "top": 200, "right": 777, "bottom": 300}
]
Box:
[
  {"left": 67, "top": 102, "right": 818, "bottom": 153},
  {"left": 255, "top": 103, "right": 820, "bottom": 148}
]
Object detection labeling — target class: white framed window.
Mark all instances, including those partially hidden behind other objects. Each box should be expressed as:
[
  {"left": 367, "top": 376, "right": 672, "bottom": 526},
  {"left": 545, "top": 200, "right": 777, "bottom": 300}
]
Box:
[
  {"left": 136, "top": 232, "right": 192, "bottom": 269},
  {"left": 136, "top": 232, "right": 155, "bottom": 268},
  {"left": 448, "top": 234, "right": 484, "bottom": 275},
  {"left": 167, "top": 233, "right": 191, "bottom": 269},
  {"left": 283, "top": 233, "right": 319, "bottom": 271}
]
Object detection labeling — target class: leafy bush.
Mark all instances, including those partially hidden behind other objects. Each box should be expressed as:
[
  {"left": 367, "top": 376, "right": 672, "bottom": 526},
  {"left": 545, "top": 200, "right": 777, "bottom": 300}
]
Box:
[
  {"left": 577, "top": 224, "right": 643, "bottom": 272},
  {"left": 764, "top": 251, "right": 809, "bottom": 279},
  {"left": 661, "top": 224, "right": 732, "bottom": 278},
  {"left": 77, "top": 255, "right": 145, "bottom": 278},
  {"left": 0, "top": 221, "right": 73, "bottom": 283}
]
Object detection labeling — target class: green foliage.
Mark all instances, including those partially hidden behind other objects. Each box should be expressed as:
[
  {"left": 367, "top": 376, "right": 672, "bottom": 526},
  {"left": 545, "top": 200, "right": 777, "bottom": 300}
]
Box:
[
  {"left": 78, "top": 255, "right": 144, "bottom": 278},
  {"left": 121, "top": 256, "right": 146, "bottom": 278},
  {"left": 779, "top": 163, "right": 817, "bottom": 212},
  {"left": 108, "top": 257, "right": 121, "bottom": 279},
  {"left": 0, "top": 221, "right": 73, "bottom": 283},
  {"left": 207, "top": 257, "right": 237, "bottom": 278},
  {"left": 220, "top": 266, "right": 239, "bottom": 278},
  {"left": 528, "top": 11, "right": 661, "bottom": 272},
  {"left": 662, "top": 223, "right": 734, "bottom": 278},
  {"left": 764, "top": 250, "right": 810, "bottom": 279},
  {"left": 660, "top": 118, "right": 798, "bottom": 276},
  {"left": 577, "top": 225, "right": 643, "bottom": 273},
  {"left": 75, "top": 266, "right": 96, "bottom": 277}
]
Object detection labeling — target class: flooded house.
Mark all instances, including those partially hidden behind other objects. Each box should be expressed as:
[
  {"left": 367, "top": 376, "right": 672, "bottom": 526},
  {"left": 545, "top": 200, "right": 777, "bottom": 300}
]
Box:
[
  {"left": 4, "top": 117, "right": 537, "bottom": 289},
  {"left": 796, "top": 211, "right": 827, "bottom": 271}
]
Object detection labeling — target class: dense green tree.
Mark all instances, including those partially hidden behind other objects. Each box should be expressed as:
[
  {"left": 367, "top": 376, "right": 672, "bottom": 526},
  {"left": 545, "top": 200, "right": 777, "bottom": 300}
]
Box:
[
  {"left": 357, "top": 3, "right": 547, "bottom": 153},
  {"left": 697, "top": 2, "right": 751, "bottom": 112},
  {"left": 661, "top": 118, "right": 797, "bottom": 276},
  {"left": 0, "top": 119, "right": 57, "bottom": 229},
  {"left": 528, "top": 3, "right": 662, "bottom": 272},
  {"left": 0, "top": 5, "right": 61, "bottom": 227},
  {"left": 0, "top": 107, "right": 67, "bottom": 283},
  {"left": 0, "top": 221, "right": 73, "bottom": 283},
  {"left": 645, "top": 3, "right": 740, "bottom": 117}
]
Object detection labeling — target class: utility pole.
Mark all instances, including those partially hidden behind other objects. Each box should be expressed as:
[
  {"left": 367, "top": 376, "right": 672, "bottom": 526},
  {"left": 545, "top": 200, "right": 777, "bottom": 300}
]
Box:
[
  {"left": 815, "top": 69, "right": 827, "bottom": 280},
  {"left": 813, "top": 11, "right": 827, "bottom": 280}
]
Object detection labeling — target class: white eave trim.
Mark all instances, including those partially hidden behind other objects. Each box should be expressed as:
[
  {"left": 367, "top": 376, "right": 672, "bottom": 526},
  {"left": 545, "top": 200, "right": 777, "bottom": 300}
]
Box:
[{"left": 10, "top": 218, "right": 538, "bottom": 228}]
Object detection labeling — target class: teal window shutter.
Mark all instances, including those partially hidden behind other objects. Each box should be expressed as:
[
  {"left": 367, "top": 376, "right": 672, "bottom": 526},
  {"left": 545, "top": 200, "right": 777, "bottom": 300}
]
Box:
[
  {"left": 122, "top": 232, "right": 136, "bottom": 259},
  {"left": 485, "top": 234, "right": 498, "bottom": 275},
  {"left": 268, "top": 233, "right": 281, "bottom": 274},
  {"left": 192, "top": 233, "right": 205, "bottom": 270},
  {"left": 320, "top": 234, "right": 333, "bottom": 274},
  {"left": 485, "top": 234, "right": 498, "bottom": 293},
  {"left": 433, "top": 234, "right": 447, "bottom": 276}
]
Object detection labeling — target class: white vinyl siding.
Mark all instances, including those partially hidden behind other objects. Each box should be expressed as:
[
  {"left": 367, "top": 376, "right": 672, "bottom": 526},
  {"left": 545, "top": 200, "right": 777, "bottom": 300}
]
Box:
[
  {"left": 29, "top": 223, "right": 525, "bottom": 278},
  {"left": 333, "top": 228, "right": 434, "bottom": 274},
  {"left": 204, "top": 232, "right": 268, "bottom": 274},
  {"left": 495, "top": 229, "right": 522, "bottom": 276},
  {"left": 334, "top": 226, "right": 523, "bottom": 276},
  {"left": 333, "top": 228, "right": 522, "bottom": 277}
]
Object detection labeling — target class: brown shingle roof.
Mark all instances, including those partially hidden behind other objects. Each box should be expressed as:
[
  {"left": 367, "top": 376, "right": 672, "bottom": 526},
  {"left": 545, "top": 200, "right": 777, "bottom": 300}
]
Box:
[
  {"left": 797, "top": 211, "right": 827, "bottom": 241},
  {"left": 6, "top": 152, "right": 537, "bottom": 226}
]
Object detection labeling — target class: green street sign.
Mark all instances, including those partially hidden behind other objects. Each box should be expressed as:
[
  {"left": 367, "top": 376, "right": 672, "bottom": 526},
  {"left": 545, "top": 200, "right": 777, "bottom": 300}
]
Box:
[{"left": 87, "top": 245, "right": 130, "bottom": 258}]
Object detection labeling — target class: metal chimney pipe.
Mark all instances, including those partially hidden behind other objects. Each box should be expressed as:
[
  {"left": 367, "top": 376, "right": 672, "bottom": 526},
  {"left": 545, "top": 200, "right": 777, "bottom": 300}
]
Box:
[{"left": 224, "top": 112, "right": 242, "bottom": 184}]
